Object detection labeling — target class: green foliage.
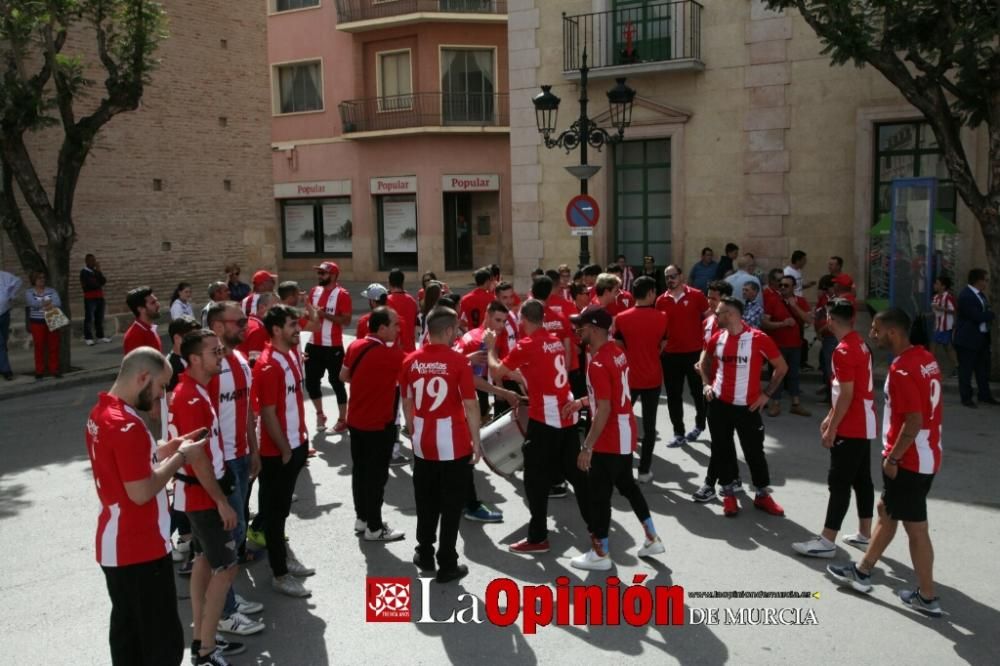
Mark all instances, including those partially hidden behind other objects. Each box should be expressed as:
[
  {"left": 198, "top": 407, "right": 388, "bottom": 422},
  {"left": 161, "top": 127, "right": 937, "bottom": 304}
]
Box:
[
  {"left": 0, "top": 0, "right": 167, "bottom": 133},
  {"left": 765, "top": 0, "right": 1000, "bottom": 127}
]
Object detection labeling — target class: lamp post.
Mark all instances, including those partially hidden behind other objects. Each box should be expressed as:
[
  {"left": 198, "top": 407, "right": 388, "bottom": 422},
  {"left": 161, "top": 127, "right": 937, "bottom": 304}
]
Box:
[{"left": 532, "top": 50, "right": 636, "bottom": 268}]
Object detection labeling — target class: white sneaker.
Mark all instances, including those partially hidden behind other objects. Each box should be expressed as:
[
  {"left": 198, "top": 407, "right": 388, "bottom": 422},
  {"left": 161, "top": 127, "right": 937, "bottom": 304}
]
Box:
[
  {"left": 84, "top": 339, "right": 95, "bottom": 346},
  {"left": 286, "top": 555, "right": 316, "bottom": 577},
  {"left": 217, "top": 611, "right": 264, "bottom": 636},
  {"left": 365, "top": 524, "right": 405, "bottom": 542},
  {"left": 637, "top": 535, "right": 665, "bottom": 558},
  {"left": 235, "top": 594, "right": 263, "bottom": 615},
  {"left": 842, "top": 533, "right": 870, "bottom": 550},
  {"left": 354, "top": 519, "right": 367, "bottom": 534},
  {"left": 271, "top": 575, "right": 311, "bottom": 598},
  {"left": 792, "top": 536, "right": 836, "bottom": 558},
  {"left": 570, "top": 548, "right": 612, "bottom": 571},
  {"left": 99, "top": 337, "right": 112, "bottom": 343},
  {"left": 637, "top": 472, "right": 653, "bottom": 484}
]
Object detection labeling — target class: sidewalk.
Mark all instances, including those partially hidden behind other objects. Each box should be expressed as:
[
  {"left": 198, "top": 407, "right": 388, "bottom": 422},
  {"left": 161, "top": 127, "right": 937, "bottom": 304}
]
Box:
[{"left": 0, "top": 281, "right": 379, "bottom": 402}]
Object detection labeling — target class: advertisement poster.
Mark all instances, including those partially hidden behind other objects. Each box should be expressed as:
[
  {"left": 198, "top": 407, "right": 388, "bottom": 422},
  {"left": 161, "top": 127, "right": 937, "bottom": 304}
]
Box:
[
  {"left": 382, "top": 196, "right": 417, "bottom": 253},
  {"left": 322, "top": 200, "right": 353, "bottom": 253},
  {"left": 283, "top": 204, "right": 315, "bottom": 253}
]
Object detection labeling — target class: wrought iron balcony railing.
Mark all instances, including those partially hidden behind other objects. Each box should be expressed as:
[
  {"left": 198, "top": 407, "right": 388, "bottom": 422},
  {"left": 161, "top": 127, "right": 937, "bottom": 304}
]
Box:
[
  {"left": 563, "top": 0, "right": 703, "bottom": 73},
  {"left": 336, "top": 0, "right": 507, "bottom": 25},
  {"left": 338, "top": 92, "right": 509, "bottom": 134}
]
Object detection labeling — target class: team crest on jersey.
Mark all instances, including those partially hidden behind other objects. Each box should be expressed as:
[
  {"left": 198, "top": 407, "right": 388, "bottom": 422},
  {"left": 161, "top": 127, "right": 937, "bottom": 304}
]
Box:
[{"left": 87, "top": 419, "right": 99, "bottom": 437}]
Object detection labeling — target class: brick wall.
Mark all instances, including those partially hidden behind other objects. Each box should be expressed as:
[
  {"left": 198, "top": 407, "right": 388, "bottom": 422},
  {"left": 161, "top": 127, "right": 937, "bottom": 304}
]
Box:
[{"left": 0, "top": 0, "right": 275, "bottom": 326}]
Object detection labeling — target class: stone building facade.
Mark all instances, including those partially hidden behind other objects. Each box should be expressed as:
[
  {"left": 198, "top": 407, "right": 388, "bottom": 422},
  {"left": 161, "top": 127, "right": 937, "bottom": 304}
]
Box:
[{"left": 507, "top": 0, "right": 990, "bottom": 295}]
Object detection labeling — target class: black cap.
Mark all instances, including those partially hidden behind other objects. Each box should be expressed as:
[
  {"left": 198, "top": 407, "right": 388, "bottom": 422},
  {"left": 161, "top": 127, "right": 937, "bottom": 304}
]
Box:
[{"left": 569, "top": 305, "right": 613, "bottom": 330}]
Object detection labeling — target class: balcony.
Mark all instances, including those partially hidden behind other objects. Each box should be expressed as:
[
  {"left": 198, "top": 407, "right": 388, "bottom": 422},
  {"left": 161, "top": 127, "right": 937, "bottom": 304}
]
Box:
[
  {"left": 338, "top": 92, "right": 509, "bottom": 137},
  {"left": 562, "top": 0, "right": 704, "bottom": 80},
  {"left": 336, "top": 0, "right": 507, "bottom": 32}
]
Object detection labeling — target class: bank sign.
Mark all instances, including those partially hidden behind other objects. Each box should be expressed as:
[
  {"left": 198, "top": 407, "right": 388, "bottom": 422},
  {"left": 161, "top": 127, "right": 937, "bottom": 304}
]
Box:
[{"left": 442, "top": 174, "right": 500, "bottom": 192}]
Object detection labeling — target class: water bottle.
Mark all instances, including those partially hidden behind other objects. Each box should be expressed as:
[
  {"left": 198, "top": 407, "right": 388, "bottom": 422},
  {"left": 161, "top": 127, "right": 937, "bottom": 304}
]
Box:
[{"left": 474, "top": 340, "right": 487, "bottom": 377}]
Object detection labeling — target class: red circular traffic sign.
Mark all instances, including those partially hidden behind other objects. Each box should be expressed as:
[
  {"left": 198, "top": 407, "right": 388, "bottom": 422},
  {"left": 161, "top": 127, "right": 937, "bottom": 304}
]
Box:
[{"left": 566, "top": 194, "right": 600, "bottom": 228}]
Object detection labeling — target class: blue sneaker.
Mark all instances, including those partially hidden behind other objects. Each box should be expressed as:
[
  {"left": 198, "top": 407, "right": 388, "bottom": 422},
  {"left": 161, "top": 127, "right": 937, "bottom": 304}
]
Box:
[
  {"left": 464, "top": 503, "right": 503, "bottom": 523},
  {"left": 666, "top": 434, "right": 686, "bottom": 448},
  {"left": 826, "top": 563, "right": 873, "bottom": 594},
  {"left": 685, "top": 427, "right": 704, "bottom": 442},
  {"left": 899, "top": 588, "right": 942, "bottom": 617}
]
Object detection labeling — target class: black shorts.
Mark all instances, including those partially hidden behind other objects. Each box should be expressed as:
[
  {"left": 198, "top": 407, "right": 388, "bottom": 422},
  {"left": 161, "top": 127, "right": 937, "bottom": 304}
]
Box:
[
  {"left": 881, "top": 468, "right": 935, "bottom": 522},
  {"left": 187, "top": 509, "right": 237, "bottom": 572}
]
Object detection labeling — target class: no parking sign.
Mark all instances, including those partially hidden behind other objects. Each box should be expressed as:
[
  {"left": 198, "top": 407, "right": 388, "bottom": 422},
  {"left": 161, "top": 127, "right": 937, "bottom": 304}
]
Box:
[{"left": 565, "top": 194, "right": 599, "bottom": 236}]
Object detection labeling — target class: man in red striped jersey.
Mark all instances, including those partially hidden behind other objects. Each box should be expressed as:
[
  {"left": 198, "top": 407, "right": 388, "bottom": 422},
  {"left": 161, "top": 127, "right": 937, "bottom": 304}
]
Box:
[
  {"left": 169, "top": 330, "right": 239, "bottom": 665},
  {"left": 930, "top": 275, "right": 958, "bottom": 374},
  {"left": 458, "top": 267, "right": 496, "bottom": 331},
  {"left": 698, "top": 297, "right": 788, "bottom": 518},
  {"left": 656, "top": 265, "right": 710, "bottom": 448},
  {"left": 690, "top": 280, "right": 737, "bottom": 503},
  {"left": 793, "top": 300, "right": 876, "bottom": 559},
  {"left": 236, "top": 291, "right": 276, "bottom": 365},
  {"left": 563, "top": 306, "right": 665, "bottom": 571},
  {"left": 400, "top": 307, "right": 483, "bottom": 582},
  {"left": 612, "top": 276, "right": 668, "bottom": 483},
  {"left": 341, "top": 306, "right": 407, "bottom": 542},
  {"left": 241, "top": 270, "right": 276, "bottom": 317},
  {"left": 87, "top": 348, "right": 207, "bottom": 666},
  {"left": 253, "top": 305, "right": 314, "bottom": 598},
  {"left": 828, "top": 308, "right": 944, "bottom": 616},
  {"left": 304, "top": 261, "right": 352, "bottom": 433},
  {"left": 487, "top": 299, "right": 593, "bottom": 554},
  {"left": 207, "top": 302, "right": 265, "bottom": 635},
  {"left": 601, "top": 266, "right": 635, "bottom": 315}
]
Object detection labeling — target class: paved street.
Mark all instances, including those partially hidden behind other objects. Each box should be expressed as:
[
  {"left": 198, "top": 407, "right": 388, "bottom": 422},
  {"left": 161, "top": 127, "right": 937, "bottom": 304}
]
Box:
[{"left": 1, "top": 361, "right": 998, "bottom": 665}]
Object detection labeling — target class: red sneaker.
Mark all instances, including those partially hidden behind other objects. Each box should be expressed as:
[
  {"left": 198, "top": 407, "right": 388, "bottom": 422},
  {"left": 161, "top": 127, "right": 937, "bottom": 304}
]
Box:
[
  {"left": 508, "top": 538, "right": 551, "bottom": 554},
  {"left": 332, "top": 419, "right": 348, "bottom": 434},
  {"left": 723, "top": 494, "right": 739, "bottom": 517},
  {"left": 753, "top": 493, "right": 785, "bottom": 517},
  {"left": 307, "top": 448, "right": 318, "bottom": 458}
]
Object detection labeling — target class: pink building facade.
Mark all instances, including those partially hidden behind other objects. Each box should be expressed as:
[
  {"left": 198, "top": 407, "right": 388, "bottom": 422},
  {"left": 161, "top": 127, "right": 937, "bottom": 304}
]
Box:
[{"left": 268, "top": 0, "right": 511, "bottom": 285}]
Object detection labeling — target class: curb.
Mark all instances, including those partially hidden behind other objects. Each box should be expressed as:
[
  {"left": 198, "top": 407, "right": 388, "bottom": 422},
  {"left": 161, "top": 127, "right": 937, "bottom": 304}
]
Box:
[{"left": 0, "top": 367, "right": 119, "bottom": 402}]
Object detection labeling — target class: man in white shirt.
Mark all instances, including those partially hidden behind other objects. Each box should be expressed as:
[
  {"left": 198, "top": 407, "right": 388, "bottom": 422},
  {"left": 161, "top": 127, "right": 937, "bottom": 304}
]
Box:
[
  {"left": 783, "top": 250, "right": 816, "bottom": 297},
  {"left": 724, "top": 255, "right": 762, "bottom": 308},
  {"left": 0, "top": 269, "right": 24, "bottom": 380}
]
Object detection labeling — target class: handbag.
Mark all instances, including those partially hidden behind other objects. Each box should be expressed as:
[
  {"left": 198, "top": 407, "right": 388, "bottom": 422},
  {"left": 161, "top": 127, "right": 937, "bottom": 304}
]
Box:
[{"left": 44, "top": 307, "right": 70, "bottom": 332}]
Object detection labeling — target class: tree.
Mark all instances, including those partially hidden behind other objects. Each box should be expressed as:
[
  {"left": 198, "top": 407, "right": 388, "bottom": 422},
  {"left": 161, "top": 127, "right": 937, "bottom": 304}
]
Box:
[
  {"left": 764, "top": 1, "right": 999, "bottom": 349},
  {"left": 0, "top": 0, "right": 165, "bottom": 370}
]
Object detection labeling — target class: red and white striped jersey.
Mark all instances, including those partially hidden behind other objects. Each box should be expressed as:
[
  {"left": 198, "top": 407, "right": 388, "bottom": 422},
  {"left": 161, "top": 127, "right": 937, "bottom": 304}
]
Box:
[
  {"left": 212, "top": 350, "right": 253, "bottom": 461},
  {"left": 170, "top": 376, "right": 226, "bottom": 512},
  {"left": 399, "top": 344, "right": 476, "bottom": 461},
  {"left": 586, "top": 343, "right": 637, "bottom": 455},
  {"left": 831, "top": 331, "right": 877, "bottom": 439},
  {"left": 87, "top": 393, "right": 171, "bottom": 567},
  {"left": 883, "top": 345, "right": 943, "bottom": 474},
  {"left": 504, "top": 311, "right": 519, "bottom": 342},
  {"left": 253, "top": 345, "right": 307, "bottom": 456},
  {"left": 932, "top": 292, "right": 956, "bottom": 333},
  {"left": 307, "top": 284, "right": 351, "bottom": 347},
  {"left": 707, "top": 324, "right": 781, "bottom": 406},
  {"left": 501, "top": 329, "right": 577, "bottom": 428},
  {"left": 241, "top": 292, "right": 261, "bottom": 317},
  {"left": 703, "top": 314, "right": 720, "bottom": 346}
]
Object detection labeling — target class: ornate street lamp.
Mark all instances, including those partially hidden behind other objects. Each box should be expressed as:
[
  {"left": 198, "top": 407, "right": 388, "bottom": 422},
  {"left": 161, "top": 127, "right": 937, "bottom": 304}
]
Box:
[{"left": 532, "top": 51, "right": 636, "bottom": 267}]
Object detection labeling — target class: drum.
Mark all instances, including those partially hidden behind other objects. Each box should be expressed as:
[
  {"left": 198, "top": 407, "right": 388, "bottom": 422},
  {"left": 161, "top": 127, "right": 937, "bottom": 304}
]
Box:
[{"left": 479, "top": 406, "right": 528, "bottom": 478}]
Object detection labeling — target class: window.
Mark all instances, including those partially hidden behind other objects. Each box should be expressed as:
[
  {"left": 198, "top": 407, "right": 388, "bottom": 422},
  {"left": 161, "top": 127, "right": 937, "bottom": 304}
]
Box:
[
  {"left": 441, "top": 49, "right": 495, "bottom": 124},
  {"left": 614, "top": 138, "right": 672, "bottom": 266},
  {"left": 273, "top": 0, "right": 319, "bottom": 11},
  {"left": 872, "top": 121, "right": 956, "bottom": 226},
  {"left": 377, "top": 194, "right": 418, "bottom": 270},
  {"left": 281, "top": 198, "right": 352, "bottom": 256},
  {"left": 378, "top": 51, "right": 412, "bottom": 111},
  {"left": 275, "top": 61, "right": 323, "bottom": 114}
]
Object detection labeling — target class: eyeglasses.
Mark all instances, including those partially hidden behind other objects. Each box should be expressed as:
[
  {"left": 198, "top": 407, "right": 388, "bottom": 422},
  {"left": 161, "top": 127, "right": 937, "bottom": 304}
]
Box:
[{"left": 222, "top": 318, "right": 248, "bottom": 327}]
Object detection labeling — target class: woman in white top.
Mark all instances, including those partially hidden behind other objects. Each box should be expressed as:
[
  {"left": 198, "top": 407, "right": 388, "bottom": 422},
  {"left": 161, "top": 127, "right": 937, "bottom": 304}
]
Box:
[
  {"left": 169, "top": 282, "right": 194, "bottom": 320},
  {"left": 24, "top": 272, "right": 63, "bottom": 378}
]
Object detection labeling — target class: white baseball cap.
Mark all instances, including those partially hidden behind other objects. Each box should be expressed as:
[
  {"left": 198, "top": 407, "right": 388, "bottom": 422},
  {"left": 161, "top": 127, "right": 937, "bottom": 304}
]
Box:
[{"left": 361, "top": 283, "right": 388, "bottom": 300}]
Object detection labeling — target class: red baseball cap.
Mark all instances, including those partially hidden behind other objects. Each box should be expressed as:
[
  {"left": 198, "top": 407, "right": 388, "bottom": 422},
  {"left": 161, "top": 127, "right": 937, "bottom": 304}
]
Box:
[
  {"left": 314, "top": 261, "right": 340, "bottom": 275},
  {"left": 832, "top": 274, "right": 853, "bottom": 288},
  {"left": 252, "top": 270, "right": 277, "bottom": 286}
]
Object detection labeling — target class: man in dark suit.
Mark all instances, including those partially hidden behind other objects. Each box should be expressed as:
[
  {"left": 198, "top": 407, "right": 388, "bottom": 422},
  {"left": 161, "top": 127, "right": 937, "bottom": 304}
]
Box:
[{"left": 954, "top": 268, "right": 997, "bottom": 407}]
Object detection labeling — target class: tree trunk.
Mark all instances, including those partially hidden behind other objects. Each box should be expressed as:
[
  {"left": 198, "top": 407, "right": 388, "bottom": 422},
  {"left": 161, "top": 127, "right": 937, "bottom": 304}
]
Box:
[{"left": 45, "top": 236, "right": 74, "bottom": 373}]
